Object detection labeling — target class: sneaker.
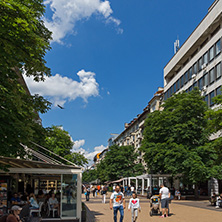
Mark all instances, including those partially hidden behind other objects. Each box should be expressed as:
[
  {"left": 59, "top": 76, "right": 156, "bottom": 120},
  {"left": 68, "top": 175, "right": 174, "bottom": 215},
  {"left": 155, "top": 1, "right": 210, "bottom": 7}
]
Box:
[
  {"left": 159, "top": 215, "right": 165, "bottom": 218},
  {"left": 215, "top": 206, "right": 219, "bottom": 209}
]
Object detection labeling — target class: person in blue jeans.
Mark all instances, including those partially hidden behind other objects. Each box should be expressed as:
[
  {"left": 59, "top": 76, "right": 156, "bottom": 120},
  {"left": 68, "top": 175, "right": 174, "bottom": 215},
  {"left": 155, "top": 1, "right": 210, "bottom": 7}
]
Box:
[{"left": 110, "top": 185, "right": 126, "bottom": 222}]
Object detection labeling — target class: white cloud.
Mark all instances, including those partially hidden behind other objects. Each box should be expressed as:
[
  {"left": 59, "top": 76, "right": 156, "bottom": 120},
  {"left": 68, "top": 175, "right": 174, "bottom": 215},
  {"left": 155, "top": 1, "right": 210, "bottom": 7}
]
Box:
[
  {"left": 73, "top": 139, "right": 86, "bottom": 150},
  {"left": 44, "top": 0, "right": 122, "bottom": 43},
  {"left": 24, "top": 69, "right": 99, "bottom": 106},
  {"left": 72, "top": 139, "right": 106, "bottom": 165}
]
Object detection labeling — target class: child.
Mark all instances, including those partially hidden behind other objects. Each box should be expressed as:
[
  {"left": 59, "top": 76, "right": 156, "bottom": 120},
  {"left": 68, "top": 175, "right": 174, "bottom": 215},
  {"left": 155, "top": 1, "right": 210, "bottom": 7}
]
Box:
[{"left": 128, "top": 192, "right": 141, "bottom": 222}]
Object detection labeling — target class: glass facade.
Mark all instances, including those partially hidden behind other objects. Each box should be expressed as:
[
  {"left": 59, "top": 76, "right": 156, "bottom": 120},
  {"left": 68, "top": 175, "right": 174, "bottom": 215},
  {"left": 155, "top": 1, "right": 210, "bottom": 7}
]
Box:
[{"left": 61, "top": 174, "right": 78, "bottom": 218}]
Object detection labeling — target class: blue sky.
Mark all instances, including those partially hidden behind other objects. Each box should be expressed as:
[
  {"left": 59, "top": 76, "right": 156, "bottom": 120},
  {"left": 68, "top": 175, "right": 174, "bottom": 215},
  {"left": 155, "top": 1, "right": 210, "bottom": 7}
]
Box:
[{"left": 25, "top": 0, "right": 214, "bottom": 163}]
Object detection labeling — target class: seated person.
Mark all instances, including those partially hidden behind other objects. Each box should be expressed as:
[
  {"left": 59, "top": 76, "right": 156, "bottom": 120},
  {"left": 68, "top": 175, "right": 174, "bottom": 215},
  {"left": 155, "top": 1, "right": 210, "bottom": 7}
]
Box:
[
  {"left": 11, "top": 193, "right": 21, "bottom": 205},
  {"left": 37, "top": 190, "right": 45, "bottom": 203},
  {"left": 6, "top": 205, "right": 22, "bottom": 222},
  {"left": 175, "top": 189, "right": 181, "bottom": 200},
  {"left": 210, "top": 192, "right": 217, "bottom": 206},
  {"left": 48, "top": 193, "right": 60, "bottom": 216},
  {"left": 20, "top": 192, "right": 28, "bottom": 202},
  {"left": 27, "top": 193, "right": 39, "bottom": 209},
  {"left": 215, "top": 193, "right": 222, "bottom": 209}
]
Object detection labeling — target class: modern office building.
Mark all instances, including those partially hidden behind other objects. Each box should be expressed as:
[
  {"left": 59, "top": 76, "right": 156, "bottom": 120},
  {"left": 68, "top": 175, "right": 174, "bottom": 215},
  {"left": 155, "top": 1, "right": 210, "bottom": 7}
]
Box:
[
  {"left": 164, "top": 0, "right": 222, "bottom": 108},
  {"left": 164, "top": 0, "right": 222, "bottom": 195}
]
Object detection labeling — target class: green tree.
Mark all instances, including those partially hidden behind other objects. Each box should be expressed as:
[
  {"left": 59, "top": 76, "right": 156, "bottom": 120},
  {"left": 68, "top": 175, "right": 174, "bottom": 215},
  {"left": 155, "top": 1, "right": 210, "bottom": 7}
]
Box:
[
  {"left": 82, "top": 169, "right": 98, "bottom": 183},
  {"left": 44, "top": 126, "right": 88, "bottom": 167},
  {"left": 0, "top": 0, "right": 52, "bottom": 157},
  {"left": 140, "top": 89, "right": 214, "bottom": 193},
  {"left": 96, "top": 145, "right": 144, "bottom": 183},
  {"left": 0, "top": 0, "right": 52, "bottom": 81},
  {"left": 0, "top": 80, "right": 51, "bottom": 157},
  {"left": 205, "top": 89, "right": 222, "bottom": 179}
]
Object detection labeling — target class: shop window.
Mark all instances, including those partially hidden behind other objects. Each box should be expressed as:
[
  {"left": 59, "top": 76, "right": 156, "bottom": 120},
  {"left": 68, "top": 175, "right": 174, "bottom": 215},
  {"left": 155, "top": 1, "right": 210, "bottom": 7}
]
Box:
[
  {"left": 216, "top": 39, "right": 221, "bottom": 56},
  {"left": 61, "top": 174, "right": 77, "bottom": 218}
]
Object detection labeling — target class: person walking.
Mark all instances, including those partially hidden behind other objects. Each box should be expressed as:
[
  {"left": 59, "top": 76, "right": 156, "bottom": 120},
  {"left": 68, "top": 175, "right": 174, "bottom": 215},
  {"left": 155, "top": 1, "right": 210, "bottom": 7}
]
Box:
[
  {"left": 110, "top": 185, "right": 125, "bottom": 222},
  {"left": 85, "top": 186, "right": 90, "bottom": 201},
  {"left": 128, "top": 192, "right": 141, "bottom": 222},
  {"left": 101, "top": 187, "right": 107, "bottom": 203},
  {"left": 159, "top": 184, "right": 170, "bottom": 218}
]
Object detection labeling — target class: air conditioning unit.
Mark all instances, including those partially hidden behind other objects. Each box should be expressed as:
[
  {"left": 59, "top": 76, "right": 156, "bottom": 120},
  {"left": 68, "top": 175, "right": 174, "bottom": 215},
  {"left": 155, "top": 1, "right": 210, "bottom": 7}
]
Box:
[
  {"left": 202, "top": 63, "right": 207, "bottom": 69},
  {"left": 192, "top": 74, "right": 197, "bottom": 79}
]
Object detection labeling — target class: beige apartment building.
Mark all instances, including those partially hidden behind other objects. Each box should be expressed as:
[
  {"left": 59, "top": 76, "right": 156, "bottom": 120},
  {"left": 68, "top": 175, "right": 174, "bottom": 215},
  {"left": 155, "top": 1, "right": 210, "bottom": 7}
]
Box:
[
  {"left": 164, "top": 0, "right": 222, "bottom": 194},
  {"left": 113, "top": 87, "right": 164, "bottom": 164}
]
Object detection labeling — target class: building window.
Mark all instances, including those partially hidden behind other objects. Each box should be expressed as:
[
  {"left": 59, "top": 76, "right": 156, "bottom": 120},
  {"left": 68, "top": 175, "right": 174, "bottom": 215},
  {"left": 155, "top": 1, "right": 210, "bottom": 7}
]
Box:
[
  {"left": 198, "top": 77, "right": 203, "bottom": 90},
  {"left": 193, "top": 63, "right": 197, "bottom": 74},
  {"left": 209, "top": 68, "right": 215, "bottom": 84},
  {"left": 215, "top": 39, "right": 221, "bottom": 56},
  {"left": 216, "top": 86, "right": 222, "bottom": 96},
  {"left": 180, "top": 75, "right": 184, "bottom": 87},
  {"left": 193, "top": 81, "right": 197, "bottom": 88},
  {"left": 176, "top": 79, "right": 180, "bottom": 91},
  {"left": 184, "top": 72, "right": 188, "bottom": 84},
  {"left": 209, "top": 46, "right": 214, "bottom": 62},
  {"left": 203, "top": 73, "right": 208, "bottom": 86},
  {"left": 189, "top": 86, "right": 193, "bottom": 92},
  {"left": 204, "top": 95, "right": 209, "bottom": 106},
  {"left": 170, "top": 86, "right": 172, "bottom": 96},
  {"left": 173, "top": 83, "right": 176, "bottom": 93},
  {"left": 203, "top": 52, "right": 208, "bottom": 65},
  {"left": 189, "top": 68, "right": 192, "bottom": 80},
  {"left": 198, "top": 57, "right": 202, "bottom": 72},
  {"left": 210, "top": 91, "right": 215, "bottom": 106},
  {"left": 216, "top": 62, "right": 221, "bottom": 79}
]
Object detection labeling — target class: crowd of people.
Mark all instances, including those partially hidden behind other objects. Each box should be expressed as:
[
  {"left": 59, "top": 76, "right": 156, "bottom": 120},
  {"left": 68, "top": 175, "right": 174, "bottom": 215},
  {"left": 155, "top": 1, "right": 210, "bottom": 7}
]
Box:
[
  {"left": 1, "top": 190, "right": 61, "bottom": 222},
  {"left": 84, "top": 183, "right": 222, "bottom": 222}
]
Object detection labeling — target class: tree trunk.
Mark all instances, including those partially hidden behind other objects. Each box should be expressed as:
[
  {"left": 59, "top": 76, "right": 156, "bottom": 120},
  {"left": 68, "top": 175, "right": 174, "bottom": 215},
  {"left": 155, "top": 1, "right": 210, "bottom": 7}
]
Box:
[{"left": 194, "top": 184, "right": 199, "bottom": 200}]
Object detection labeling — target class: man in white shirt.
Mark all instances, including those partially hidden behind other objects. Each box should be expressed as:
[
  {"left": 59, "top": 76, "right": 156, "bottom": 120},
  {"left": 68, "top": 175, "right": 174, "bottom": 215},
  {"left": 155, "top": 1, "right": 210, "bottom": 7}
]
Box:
[
  {"left": 159, "top": 184, "right": 170, "bottom": 218},
  {"left": 110, "top": 185, "right": 126, "bottom": 222}
]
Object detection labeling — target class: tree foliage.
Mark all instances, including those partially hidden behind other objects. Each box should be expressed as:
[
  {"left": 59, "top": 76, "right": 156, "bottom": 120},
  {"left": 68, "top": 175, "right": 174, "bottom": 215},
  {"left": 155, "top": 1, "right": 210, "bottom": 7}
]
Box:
[
  {"left": 96, "top": 145, "right": 145, "bottom": 183},
  {"left": 43, "top": 126, "right": 88, "bottom": 167},
  {"left": 0, "top": 0, "right": 52, "bottom": 81},
  {"left": 82, "top": 169, "right": 98, "bottom": 184},
  {"left": 0, "top": 0, "right": 52, "bottom": 157},
  {"left": 140, "top": 89, "right": 215, "bottom": 185}
]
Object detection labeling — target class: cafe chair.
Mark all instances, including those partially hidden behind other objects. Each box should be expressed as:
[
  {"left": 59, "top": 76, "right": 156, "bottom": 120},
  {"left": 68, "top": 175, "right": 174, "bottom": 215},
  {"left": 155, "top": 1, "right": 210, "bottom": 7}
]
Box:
[
  {"left": 47, "top": 201, "right": 58, "bottom": 218},
  {"left": 30, "top": 202, "right": 44, "bottom": 217}
]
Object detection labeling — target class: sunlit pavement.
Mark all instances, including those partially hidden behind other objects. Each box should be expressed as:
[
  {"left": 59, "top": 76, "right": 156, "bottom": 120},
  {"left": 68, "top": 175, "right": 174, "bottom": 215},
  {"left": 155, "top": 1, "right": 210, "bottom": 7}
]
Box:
[{"left": 83, "top": 193, "right": 222, "bottom": 222}]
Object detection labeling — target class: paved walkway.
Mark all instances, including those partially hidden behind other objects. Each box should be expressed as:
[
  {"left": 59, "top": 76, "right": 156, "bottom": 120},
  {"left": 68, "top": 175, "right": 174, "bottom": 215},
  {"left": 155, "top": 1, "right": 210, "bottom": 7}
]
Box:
[{"left": 83, "top": 193, "right": 222, "bottom": 222}]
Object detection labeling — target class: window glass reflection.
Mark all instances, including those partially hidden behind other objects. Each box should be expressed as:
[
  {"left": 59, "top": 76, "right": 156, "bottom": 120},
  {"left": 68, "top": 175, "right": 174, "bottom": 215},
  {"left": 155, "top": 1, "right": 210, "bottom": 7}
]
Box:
[{"left": 61, "top": 174, "right": 77, "bottom": 218}]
